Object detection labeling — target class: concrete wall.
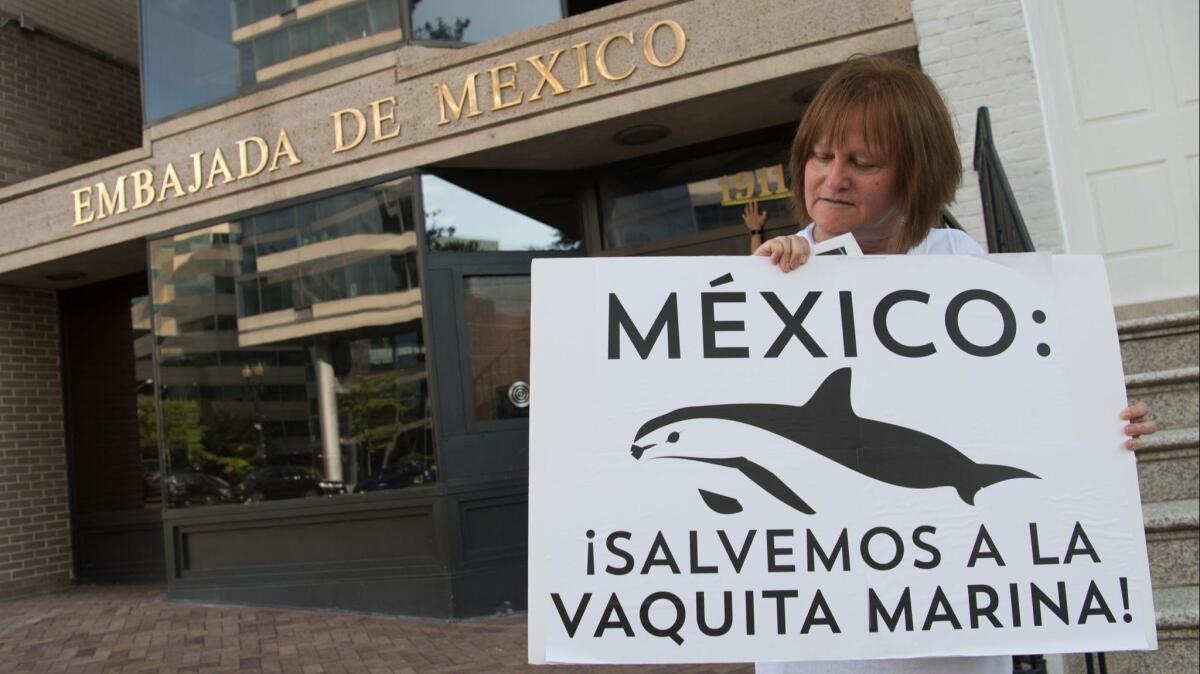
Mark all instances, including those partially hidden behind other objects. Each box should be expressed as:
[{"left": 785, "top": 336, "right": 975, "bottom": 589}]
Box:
[
  {"left": 911, "top": 0, "right": 1063, "bottom": 252},
  {"left": 0, "top": 284, "right": 71, "bottom": 600},
  {"left": 0, "top": 0, "right": 139, "bottom": 66},
  {"left": 0, "top": 11, "right": 143, "bottom": 188}
]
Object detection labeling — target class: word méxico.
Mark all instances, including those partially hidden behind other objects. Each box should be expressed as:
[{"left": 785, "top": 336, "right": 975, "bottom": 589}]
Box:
[
  {"left": 71, "top": 129, "right": 301, "bottom": 227},
  {"left": 434, "top": 19, "right": 686, "bottom": 126},
  {"left": 609, "top": 286, "right": 1023, "bottom": 360}
]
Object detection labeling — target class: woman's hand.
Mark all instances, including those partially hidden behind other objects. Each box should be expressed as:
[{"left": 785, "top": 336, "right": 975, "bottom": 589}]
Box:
[
  {"left": 1121, "top": 401, "right": 1157, "bottom": 450},
  {"left": 753, "top": 234, "right": 811, "bottom": 272},
  {"left": 742, "top": 201, "right": 768, "bottom": 232},
  {"left": 742, "top": 201, "right": 769, "bottom": 253}
]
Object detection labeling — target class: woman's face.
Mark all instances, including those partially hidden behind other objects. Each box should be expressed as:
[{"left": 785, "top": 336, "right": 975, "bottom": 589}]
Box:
[{"left": 803, "top": 115, "right": 902, "bottom": 241}]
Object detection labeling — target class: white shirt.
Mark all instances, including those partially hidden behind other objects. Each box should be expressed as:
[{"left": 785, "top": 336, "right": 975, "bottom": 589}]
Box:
[
  {"left": 759, "top": 223, "right": 1004, "bottom": 674},
  {"left": 796, "top": 223, "right": 986, "bottom": 256}
]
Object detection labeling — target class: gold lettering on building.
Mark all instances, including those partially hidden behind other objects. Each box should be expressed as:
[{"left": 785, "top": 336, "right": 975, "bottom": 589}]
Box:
[
  {"left": 70, "top": 128, "right": 305, "bottom": 227},
  {"left": 525, "top": 49, "right": 568, "bottom": 101},
  {"left": 642, "top": 20, "right": 686, "bottom": 68},
  {"left": 187, "top": 152, "right": 204, "bottom": 193},
  {"left": 489, "top": 62, "right": 524, "bottom": 111},
  {"left": 596, "top": 32, "right": 636, "bottom": 81},
  {"left": 237, "top": 137, "right": 270, "bottom": 179},
  {"left": 158, "top": 163, "right": 185, "bottom": 202},
  {"left": 269, "top": 129, "right": 302, "bottom": 171},
  {"left": 71, "top": 187, "right": 94, "bottom": 226},
  {"left": 433, "top": 19, "right": 687, "bottom": 127},
  {"left": 95, "top": 175, "right": 128, "bottom": 220},
  {"left": 571, "top": 41, "right": 594, "bottom": 89},
  {"left": 369, "top": 96, "right": 401, "bottom": 143},
  {"left": 435, "top": 72, "right": 483, "bottom": 126},
  {"left": 131, "top": 169, "right": 155, "bottom": 209},
  {"left": 332, "top": 108, "right": 368, "bottom": 153}
]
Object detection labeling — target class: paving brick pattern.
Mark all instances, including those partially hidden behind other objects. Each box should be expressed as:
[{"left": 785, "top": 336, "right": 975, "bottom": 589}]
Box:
[{"left": 0, "top": 585, "right": 753, "bottom": 673}]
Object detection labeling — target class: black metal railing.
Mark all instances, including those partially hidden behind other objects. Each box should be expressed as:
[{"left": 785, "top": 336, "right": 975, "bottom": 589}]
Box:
[
  {"left": 976, "top": 108, "right": 1053, "bottom": 674},
  {"left": 974, "top": 106, "right": 1036, "bottom": 253}
]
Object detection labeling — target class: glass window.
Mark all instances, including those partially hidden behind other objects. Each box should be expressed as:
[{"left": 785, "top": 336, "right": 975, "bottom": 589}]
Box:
[
  {"left": 420, "top": 174, "right": 581, "bottom": 252},
  {"left": 149, "top": 177, "right": 435, "bottom": 507},
  {"left": 599, "top": 141, "right": 795, "bottom": 250},
  {"left": 411, "top": 0, "right": 562, "bottom": 43},
  {"left": 142, "top": 0, "right": 406, "bottom": 123},
  {"left": 240, "top": 177, "right": 418, "bottom": 320},
  {"left": 140, "top": 0, "right": 239, "bottom": 124},
  {"left": 463, "top": 276, "right": 530, "bottom": 422}
]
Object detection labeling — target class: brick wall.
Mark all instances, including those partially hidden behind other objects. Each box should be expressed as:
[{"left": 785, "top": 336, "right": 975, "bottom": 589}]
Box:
[
  {"left": 0, "top": 0, "right": 138, "bottom": 66},
  {"left": 0, "top": 284, "right": 71, "bottom": 600},
  {"left": 911, "top": 0, "right": 1065, "bottom": 253},
  {"left": 0, "top": 17, "right": 142, "bottom": 188}
]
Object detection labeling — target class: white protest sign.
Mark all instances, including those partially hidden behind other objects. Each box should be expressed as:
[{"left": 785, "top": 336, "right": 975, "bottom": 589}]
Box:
[{"left": 528, "top": 254, "right": 1156, "bottom": 665}]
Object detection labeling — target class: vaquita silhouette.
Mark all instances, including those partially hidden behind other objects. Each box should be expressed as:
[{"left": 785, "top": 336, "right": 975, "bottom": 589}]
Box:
[{"left": 629, "top": 367, "right": 1038, "bottom": 514}]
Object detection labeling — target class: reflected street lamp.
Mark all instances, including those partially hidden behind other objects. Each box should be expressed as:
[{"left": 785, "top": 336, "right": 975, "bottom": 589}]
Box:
[{"left": 241, "top": 362, "right": 267, "bottom": 462}]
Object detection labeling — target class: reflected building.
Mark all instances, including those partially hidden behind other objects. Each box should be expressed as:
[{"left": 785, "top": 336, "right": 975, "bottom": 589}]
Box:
[{"left": 149, "top": 178, "right": 433, "bottom": 496}]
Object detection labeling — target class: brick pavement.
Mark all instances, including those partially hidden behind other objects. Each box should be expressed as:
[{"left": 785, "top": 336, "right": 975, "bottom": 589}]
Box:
[{"left": 0, "top": 585, "right": 753, "bottom": 673}]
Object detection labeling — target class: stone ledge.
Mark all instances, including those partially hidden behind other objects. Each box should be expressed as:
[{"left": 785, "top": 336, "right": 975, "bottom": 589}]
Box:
[
  {"left": 1119, "top": 310, "right": 1200, "bottom": 337},
  {"left": 1144, "top": 499, "right": 1200, "bottom": 532},
  {"left": 1138, "top": 427, "right": 1200, "bottom": 455},
  {"left": 1154, "top": 585, "right": 1200, "bottom": 629},
  {"left": 1126, "top": 367, "right": 1199, "bottom": 389}
]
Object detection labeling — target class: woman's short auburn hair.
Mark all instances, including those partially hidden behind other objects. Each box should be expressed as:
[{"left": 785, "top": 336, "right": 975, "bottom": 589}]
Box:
[{"left": 789, "top": 56, "right": 961, "bottom": 253}]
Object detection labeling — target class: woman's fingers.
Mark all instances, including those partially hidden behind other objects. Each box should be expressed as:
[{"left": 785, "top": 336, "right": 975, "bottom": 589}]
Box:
[
  {"left": 1124, "top": 420, "right": 1158, "bottom": 437},
  {"left": 1120, "top": 401, "right": 1150, "bottom": 421},
  {"left": 752, "top": 236, "right": 809, "bottom": 272},
  {"left": 790, "top": 237, "right": 811, "bottom": 269},
  {"left": 1120, "top": 401, "right": 1157, "bottom": 451}
]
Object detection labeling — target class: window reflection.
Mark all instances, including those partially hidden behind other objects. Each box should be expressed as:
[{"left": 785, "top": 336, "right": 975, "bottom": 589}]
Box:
[
  {"left": 142, "top": 0, "right": 573, "bottom": 123},
  {"left": 600, "top": 142, "right": 794, "bottom": 249},
  {"left": 421, "top": 174, "right": 580, "bottom": 252},
  {"left": 149, "top": 177, "right": 435, "bottom": 506},
  {"left": 233, "top": 0, "right": 403, "bottom": 88},
  {"left": 143, "top": 0, "right": 407, "bottom": 123},
  {"left": 411, "top": 0, "right": 562, "bottom": 43}
]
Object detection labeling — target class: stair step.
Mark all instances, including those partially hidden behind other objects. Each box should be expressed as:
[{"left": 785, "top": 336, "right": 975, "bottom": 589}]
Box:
[
  {"left": 1118, "top": 310, "right": 1200, "bottom": 335},
  {"left": 1139, "top": 427, "right": 1200, "bottom": 453},
  {"left": 1144, "top": 500, "right": 1199, "bottom": 589},
  {"left": 1118, "top": 310, "right": 1200, "bottom": 376},
  {"left": 1154, "top": 584, "right": 1200, "bottom": 630},
  {"left": 1137, "top": 427, "right": 1200, "bottom": 503},
  {"left": 1138, "top": 449, "right": 1200, "bottom": 503},
  {"left": 1125, "top": 367, "right": 1200, "bottom": 430}
]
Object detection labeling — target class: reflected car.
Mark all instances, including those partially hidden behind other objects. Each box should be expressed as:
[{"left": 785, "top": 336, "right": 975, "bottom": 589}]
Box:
[
  {"left": 240, "top": 466, "right": 345, "bottom": 502},
  {"left": 353, "top": 462, "right": 434, "bottom": 493},
  {"left": 142, "top": 460, "right": 162, "bottom": 501},
  {"left": 166, "top": 472, "right": 239, "bottom": 507}
]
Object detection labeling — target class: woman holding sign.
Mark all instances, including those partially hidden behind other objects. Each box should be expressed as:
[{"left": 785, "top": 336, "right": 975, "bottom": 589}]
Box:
[{"left": 750, "top": 56, "right": 1155, "bottom": 674}]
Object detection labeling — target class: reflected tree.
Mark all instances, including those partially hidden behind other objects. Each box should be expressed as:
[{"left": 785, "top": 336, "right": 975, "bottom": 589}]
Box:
[
  {"left": 196, "top": 403, "right": 261, "bottom": 479},
  {"left": 152, "top": 397, "right": 206, "bottom": 472},
  {"left": 411, "top": 0, "right": 471, "bottom": 41},
  {"left": 425, "top": 208, "right": 481, "bottom": 252}
]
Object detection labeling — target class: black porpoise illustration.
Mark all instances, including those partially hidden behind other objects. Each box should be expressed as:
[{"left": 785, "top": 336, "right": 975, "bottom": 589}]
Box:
[{"left": 629, "top": 367, "right": 1038, "bottom": 514}]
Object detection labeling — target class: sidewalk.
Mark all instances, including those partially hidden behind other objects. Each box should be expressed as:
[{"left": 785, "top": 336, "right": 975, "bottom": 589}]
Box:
[{"left": 0, "top": 584, "right": 753, "bottom": 673}]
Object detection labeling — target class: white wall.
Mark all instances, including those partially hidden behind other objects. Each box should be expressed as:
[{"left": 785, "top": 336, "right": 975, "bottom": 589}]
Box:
[{"left": 911, "top": 0, "right": 1064, "bottom": 253}]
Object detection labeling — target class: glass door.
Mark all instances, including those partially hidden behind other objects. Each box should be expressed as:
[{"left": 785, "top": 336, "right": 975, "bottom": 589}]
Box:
[{"left": 418, "top": 172, "right": 583, "bottom": 484}]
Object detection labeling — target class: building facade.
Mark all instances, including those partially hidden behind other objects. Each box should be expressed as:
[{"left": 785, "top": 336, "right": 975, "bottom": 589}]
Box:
[{"left": 0, "top": 0, "right": 1196, "bottom": 669}]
